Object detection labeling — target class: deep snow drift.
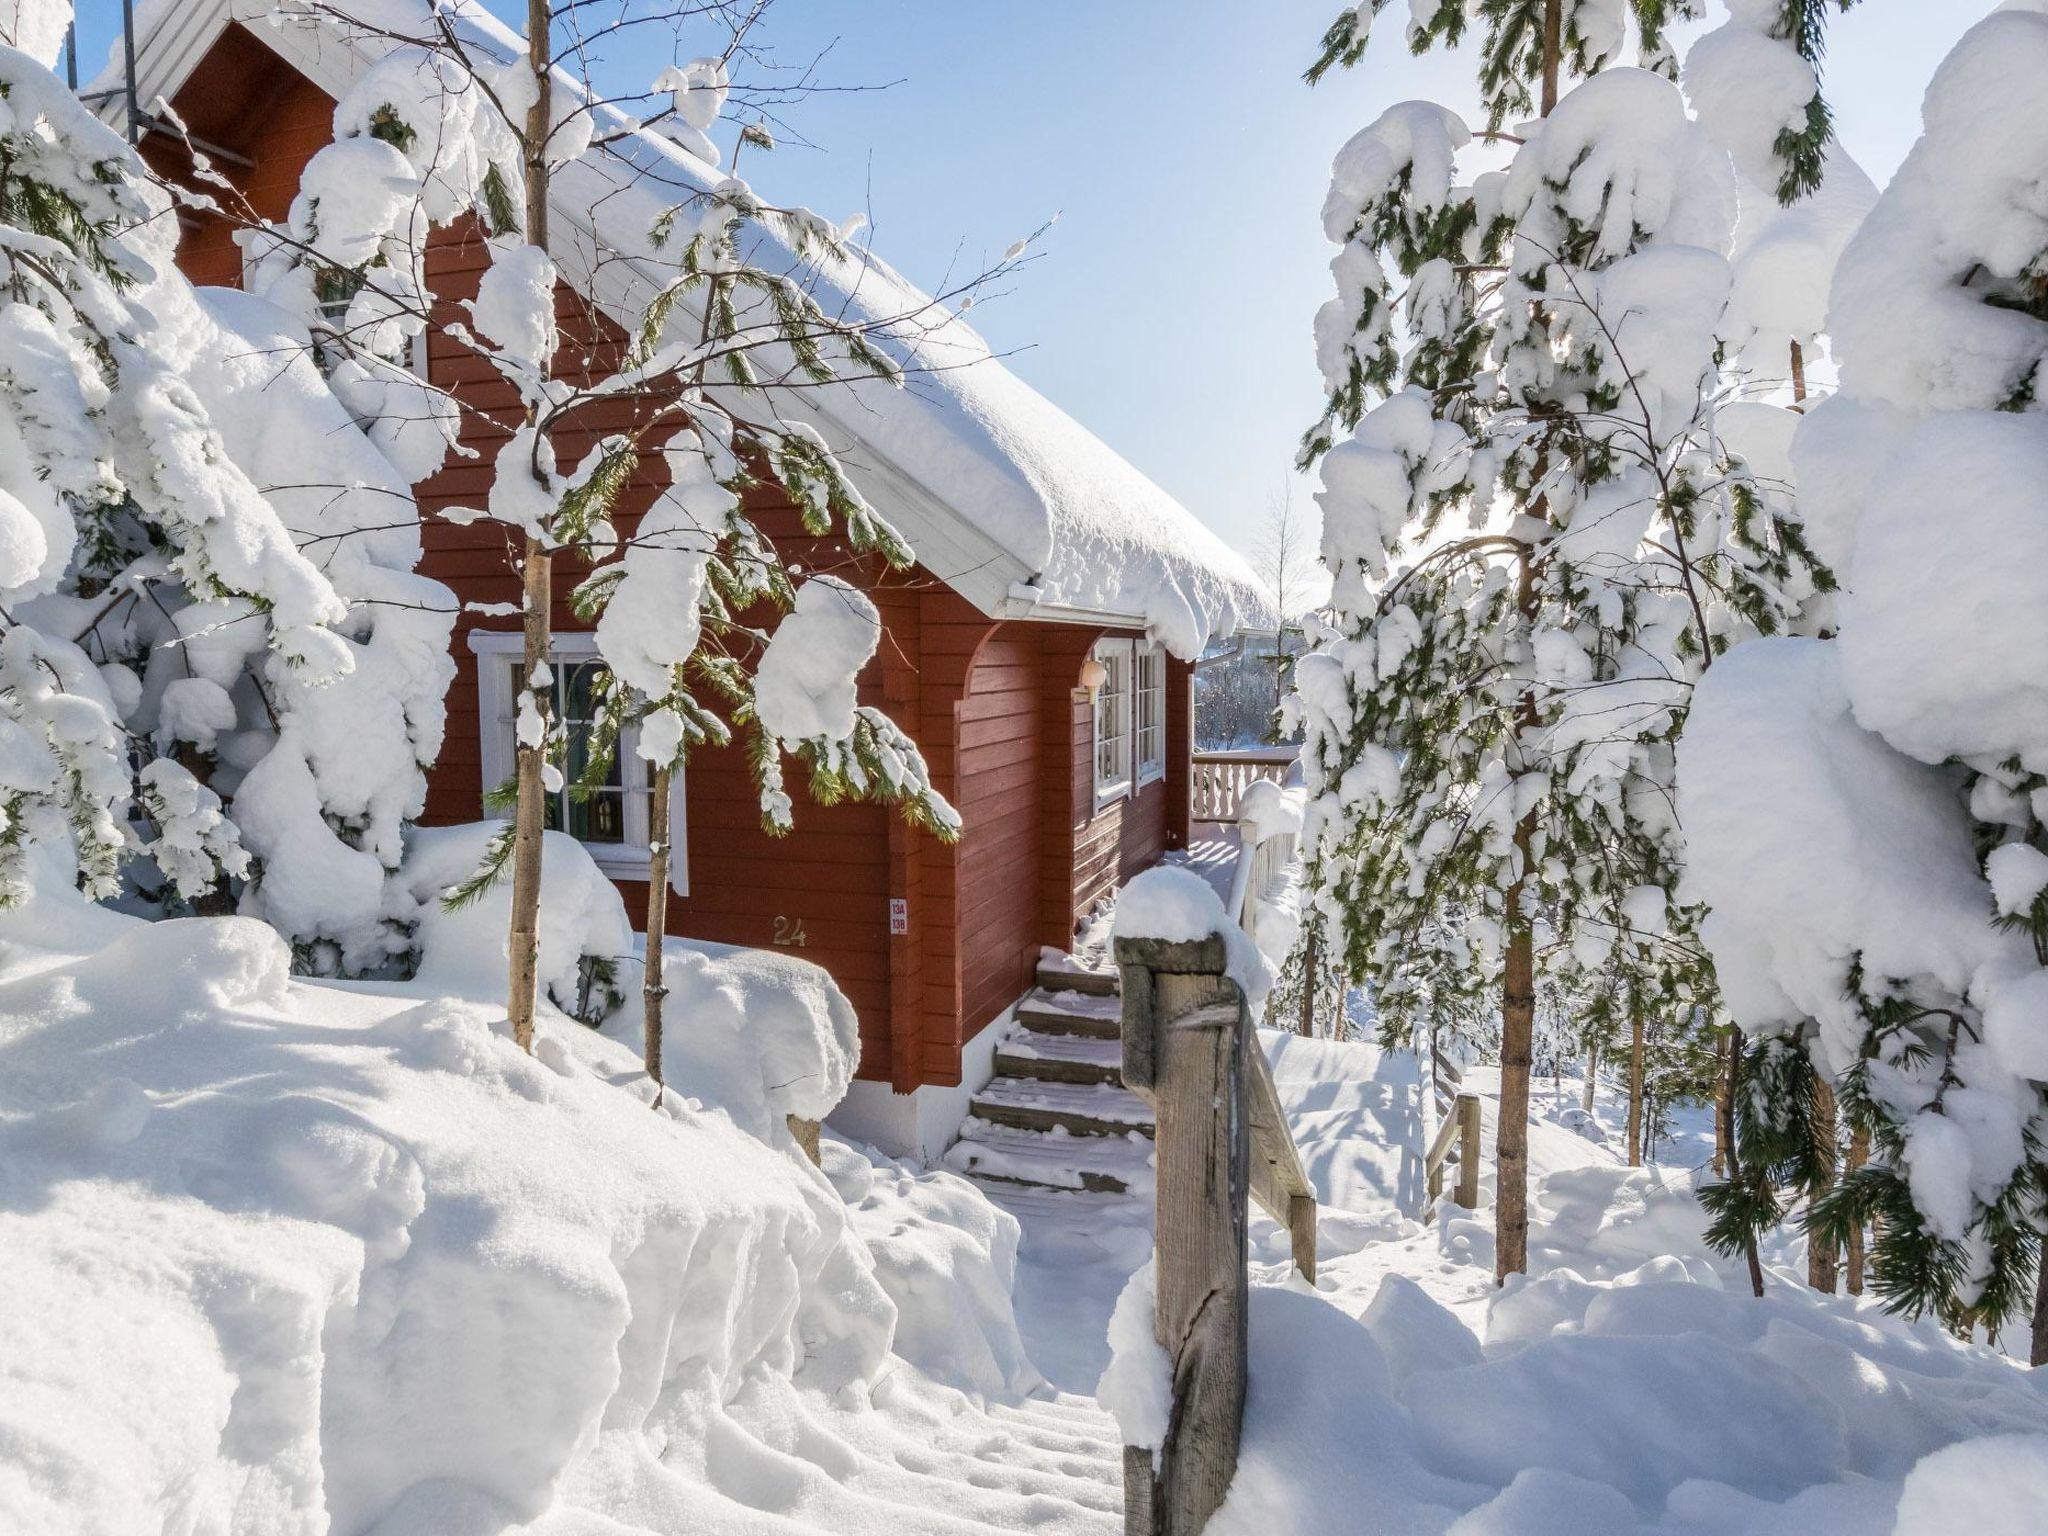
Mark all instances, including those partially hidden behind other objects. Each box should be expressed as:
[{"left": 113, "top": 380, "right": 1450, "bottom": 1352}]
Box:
[{"left": 0, "top": 852, "right": 1113, "bottom": 1536}]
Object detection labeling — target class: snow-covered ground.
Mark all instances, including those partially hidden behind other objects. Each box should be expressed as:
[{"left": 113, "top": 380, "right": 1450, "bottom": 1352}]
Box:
[
  {"left": 1065, "top": 1028, "right": 2048, "bottom": 1534},
  {"left": 6, "top": 860, "right": 2045, "bottom": 1534},
  {"left": 0, "top": 865, "right": 1126, "bottom": 1535}
]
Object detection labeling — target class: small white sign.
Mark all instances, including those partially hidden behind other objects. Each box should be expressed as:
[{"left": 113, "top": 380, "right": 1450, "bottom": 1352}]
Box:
[{"left": 889, "top": 898, "right": 909, "bottom": 936}]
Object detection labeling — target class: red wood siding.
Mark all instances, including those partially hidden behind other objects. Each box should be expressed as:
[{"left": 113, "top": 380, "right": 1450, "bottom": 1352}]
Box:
[
  {"left": 955, "top": 626, "right": 1043, "bottom": 1040},
  {"left": 1047, "top": 634, "right": 1190, "bottom": 938},
  {"left": 142, "top": 25, "right": 334, "bottom": 287}
]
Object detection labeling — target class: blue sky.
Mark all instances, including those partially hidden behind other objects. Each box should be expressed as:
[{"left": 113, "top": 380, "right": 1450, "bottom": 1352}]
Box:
[{"left": 74, "top": 1, "right": 1985, "bottom": 568}]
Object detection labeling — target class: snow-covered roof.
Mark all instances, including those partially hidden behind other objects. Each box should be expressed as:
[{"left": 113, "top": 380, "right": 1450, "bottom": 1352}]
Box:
[{"left": 106, "top": 0, "right": 1271, "bottom": 658}]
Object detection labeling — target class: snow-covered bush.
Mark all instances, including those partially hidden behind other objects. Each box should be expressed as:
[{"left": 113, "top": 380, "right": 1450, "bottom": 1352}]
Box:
[
  {"left": 0, "top": 18, "right": 468, "bottom": 959},
  {"left": 602, "top": 938, "right": 860, "bottom": 1150},
  {"left": 403, "top": 823, "right": 632, "bottom": 1021},
  {"left": 1679, "top": 6, "right": 2048, "bottom": 1333},
  {"left": 0, "top": 902, "right": 911, "bottom": 1533}
]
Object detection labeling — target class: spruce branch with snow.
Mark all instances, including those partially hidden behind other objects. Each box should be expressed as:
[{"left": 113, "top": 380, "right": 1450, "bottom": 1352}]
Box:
[{"left": 0, "top": 23, "right": 430, "bottom": 940}]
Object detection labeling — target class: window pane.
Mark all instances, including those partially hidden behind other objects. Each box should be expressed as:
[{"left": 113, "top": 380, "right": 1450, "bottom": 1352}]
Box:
[{"left": 515, "top": 658, "right": 628, "bottom": 846}]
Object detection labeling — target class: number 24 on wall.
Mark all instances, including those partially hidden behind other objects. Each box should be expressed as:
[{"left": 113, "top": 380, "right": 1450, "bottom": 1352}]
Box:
[{"left": 773, "top": 915, "right": 808, "bottom": 948}]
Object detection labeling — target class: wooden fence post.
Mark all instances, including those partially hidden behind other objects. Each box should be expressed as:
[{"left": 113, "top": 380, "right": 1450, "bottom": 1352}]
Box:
[
  {"left": 1117, "top": 934, "right": 1248, "bottom": 1536},
  {"left": 1425, "top": 1090, "right": 1483, "bottom": 1220},
  {"left": 1455, "top": 1092, "right": 1481, "bottom": 1211}
]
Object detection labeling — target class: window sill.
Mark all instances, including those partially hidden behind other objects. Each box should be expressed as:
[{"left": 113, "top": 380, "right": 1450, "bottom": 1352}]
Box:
[
  {"left": 1093, "top": 779, "right": 1132, "bottom": 813},
  {"left": 582, "top": 842, "right": 653, "bottom": 874},
  {"left": 1135, "top": 762, "right": 1166, "bottom": 789}
]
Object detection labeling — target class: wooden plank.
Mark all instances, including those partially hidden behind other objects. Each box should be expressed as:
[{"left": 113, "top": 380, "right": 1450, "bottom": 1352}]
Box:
[
  {"left": 1145, "top": 973, "right": 1247, "bottom": 1536},
  {"left": 1456, "top": 1092, "right": 1483, "bottom": 1210},
  {"left": 1245, "top": 1039, "right": 1317, "bottom": 1283}
]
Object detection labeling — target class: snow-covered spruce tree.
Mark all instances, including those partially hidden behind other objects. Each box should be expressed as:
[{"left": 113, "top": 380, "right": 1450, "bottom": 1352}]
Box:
[
  {"left": 1680, "top": 6, "right": 2048, "bottom": 1351},
  {"left": 1292, "top": 1, "right": 1828, "bottom": 1280},
  {"left": 1684, "top": 1, "right": 1876, "bottom": 410},
  {"left": 253, "top": 1, "right": 982, "bottom": 1052},
  {"left": 0, "top": 17, "right": 390, "bottom": 922}
]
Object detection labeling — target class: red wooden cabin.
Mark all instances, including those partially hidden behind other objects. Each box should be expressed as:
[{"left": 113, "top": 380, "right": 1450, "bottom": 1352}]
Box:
[{"left": 117, "top": 2, "right": 1265, "bottom": 1156}]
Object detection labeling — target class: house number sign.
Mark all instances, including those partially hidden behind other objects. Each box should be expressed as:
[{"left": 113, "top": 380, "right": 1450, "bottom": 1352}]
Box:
[
  {"left": 889, "top": 898, "right": 909, "bottom": 936},
  {"left": 772, "top": 915, "right": 808, "bottom": 947}
]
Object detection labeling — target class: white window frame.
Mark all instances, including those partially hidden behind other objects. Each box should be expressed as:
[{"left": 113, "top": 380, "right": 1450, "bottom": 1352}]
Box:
[
  {"left": 1092, "top": 637, "right": 1134, "bottom": 808},
  {"left": 1134, "top": 642, "right": 1167, "bottom": 787},
  {"left": 313, "top": 282, "right": 429, "bottom": 376},
  {"left": 470, "top": 630, "right": 687, "bottom": 893},
  {"left": 241, "top": 236, "right": 429, "bottom": 376}
]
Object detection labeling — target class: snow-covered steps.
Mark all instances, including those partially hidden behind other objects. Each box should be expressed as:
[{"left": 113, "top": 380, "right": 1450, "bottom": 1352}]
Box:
[
  {"left": 943, "top": 1122, "right": 1157, "bottom": 1196},
  {"left": 994, "top": 1026, "right": 1124, "bottom": 1086},
  {"left": 1013, "top": 986, "right": 1123, "bottom": 1040},
  {"left": 1033, "top": 959, "right": 1118, "bottom": 997},
  {"left": 967, "top": 1076, "right": 1156, "bottom": 1138}
]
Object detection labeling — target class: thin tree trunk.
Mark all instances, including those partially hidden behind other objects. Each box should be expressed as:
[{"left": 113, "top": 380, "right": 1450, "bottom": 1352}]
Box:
[
  {"left": 1297, "top": 926, "right": 1317, "bottom": 1037},
  {"left": 1581, "top": 1040, "right": 1598, "bottom": 1115},
  {"left": 1724, "top": 1031, "right": 1766, "bottom": 1298},
  {"left": 1495, "top": 0, "right": 1560, "bottom": 1288},
  {"left": 642, "top": 763, "right": 673, "bottom": 1100},
  {"left": 1626, "top": 1002, "right": 1645, "bottom": 1168},
  {"left": 1845, "top": 1121, "right": 1868, "bottom": 1296},
  {"left": 1808, "top": 1074, "right": 1840, "bottom": 1294},
  {"left": 505, "top": 0, "right": 555, "bottom": 1053},
  {"left": 508, "top": 539, "right": 551, "bottom": 1052},
  {"left": 1496, "top": 544, "right": 1541, "bottom": 1286},
  {"left": 2031, "top": 1235, "right": 2048, "bottom": 1368},
  {"left": 1713, "top": 1032, "right": 1733, "bottom": 1179},
  {"left": 1429, "top": 1020, "right": 1442, "bottom": 1111},
  {"left": 1788, "top": 338, "right": 1808, "bottom": 407},
  {"left": 1540, "top": 0, "right": 1562, "bottom": 114},
  {"left": 1498, "top": 914, "right": 1534, "bottom": 1284}
]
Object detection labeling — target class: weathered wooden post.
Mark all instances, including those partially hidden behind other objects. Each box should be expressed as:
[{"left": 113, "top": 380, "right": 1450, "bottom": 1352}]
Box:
[
  {"left": 1425, "top": 1090, "right": 1483, "bottom": 1218},
  {"left": 1117, "top": 933, "right": 1249, "bottom": 1536},
  {"left": 1115, "top": 929, "right": 1318, "bottom": 1536},
  {"left": 1455, "top": 1092, "right": 1481, "bottom": 1211}
]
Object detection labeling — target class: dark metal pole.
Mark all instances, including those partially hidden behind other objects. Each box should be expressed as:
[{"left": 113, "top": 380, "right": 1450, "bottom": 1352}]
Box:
[
  {"left": 122, "top": 0, "right": 139, "bottom": 144},
  {"left": 63, "top": 21, "right": 77, "bottom": 89}
]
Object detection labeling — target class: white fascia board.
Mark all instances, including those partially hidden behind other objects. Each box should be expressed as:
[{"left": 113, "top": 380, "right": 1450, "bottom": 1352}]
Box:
[{"left": 997, "top": 595, "right": 1149, "bottom": 631}]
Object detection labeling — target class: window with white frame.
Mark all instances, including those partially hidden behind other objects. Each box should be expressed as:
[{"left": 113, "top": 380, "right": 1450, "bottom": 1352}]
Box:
[
  {"left": 1093, "top": 638, "right": 1132, "bottom": 803},
  {"left": 469, "top": 631, "right": 687, "bottom": 891},
  {"left": 1134, "top": 643, "right": 1166, "bottom": 785},
  {"left": 313, "top": 273, "right": 425, "bottom": 375}
]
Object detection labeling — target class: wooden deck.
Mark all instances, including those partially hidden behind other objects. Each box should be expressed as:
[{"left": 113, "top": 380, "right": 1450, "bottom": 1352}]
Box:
[{"left": 1172, "top": 821, "right": 1244, "bottom": 910}]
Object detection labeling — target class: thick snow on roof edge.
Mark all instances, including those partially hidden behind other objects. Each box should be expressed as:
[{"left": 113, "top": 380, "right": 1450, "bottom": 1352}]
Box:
[{"left": 814, "top": 243, "right": 1274, "bottom": 656}]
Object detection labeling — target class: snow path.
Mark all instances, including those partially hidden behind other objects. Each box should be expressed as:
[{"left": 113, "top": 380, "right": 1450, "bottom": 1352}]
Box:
[{"left": 989, "top": 1029, "right": 1429, "bottom": 1394}]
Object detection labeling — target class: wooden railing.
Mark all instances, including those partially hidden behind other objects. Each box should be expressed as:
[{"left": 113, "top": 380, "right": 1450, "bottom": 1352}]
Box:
[
  {"left": 1431, "top": 1044, "right": 1464, "bottom": 1118},
  {"left": 1225, "top": 817, "right": 1297, "bottom": 960},
  {"left": 1191, "top": 747, "right": 1298, "bottom": 822},
  {"left": 1425, "top": 1092, "right": 1482, "bottom": 1217},
  {"left": 1223, "top": 766, "right": 1305, "bottom": 967},
  {"left": 1116, "top": 932, "right": 1317, "bottom": 1536}
]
